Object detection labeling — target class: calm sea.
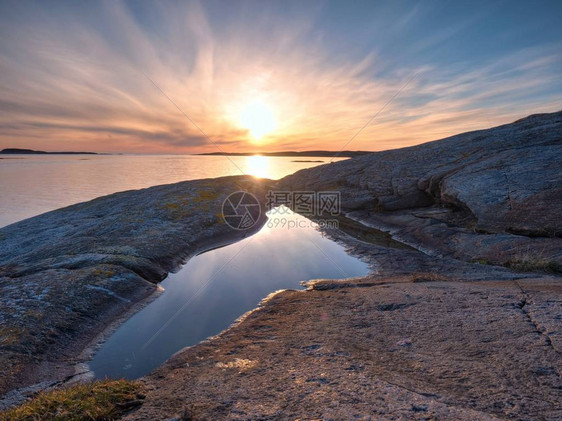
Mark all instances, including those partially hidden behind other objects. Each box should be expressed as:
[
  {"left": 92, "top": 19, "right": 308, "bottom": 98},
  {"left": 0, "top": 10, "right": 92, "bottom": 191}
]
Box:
[{"left": 0, "top": 154, "right": 341, "bottom": 228}]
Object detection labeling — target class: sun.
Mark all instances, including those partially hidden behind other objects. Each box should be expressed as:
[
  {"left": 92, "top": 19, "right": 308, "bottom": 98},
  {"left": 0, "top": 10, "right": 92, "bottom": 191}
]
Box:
[{"left": 239, "top": 99, "right": 276, "bottom": 140}]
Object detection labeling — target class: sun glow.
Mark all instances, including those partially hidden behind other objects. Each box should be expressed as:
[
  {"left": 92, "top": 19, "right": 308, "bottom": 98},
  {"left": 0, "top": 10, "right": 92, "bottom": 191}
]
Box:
[{"left": 239, "top": 100, "right": 276, "bottom": 140}]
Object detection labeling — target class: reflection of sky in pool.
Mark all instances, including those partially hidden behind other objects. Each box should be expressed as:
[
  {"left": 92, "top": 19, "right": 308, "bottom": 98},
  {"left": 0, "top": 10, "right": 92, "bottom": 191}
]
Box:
[{"left": 90, "top": 207, "right": 370, "bottom": 379}]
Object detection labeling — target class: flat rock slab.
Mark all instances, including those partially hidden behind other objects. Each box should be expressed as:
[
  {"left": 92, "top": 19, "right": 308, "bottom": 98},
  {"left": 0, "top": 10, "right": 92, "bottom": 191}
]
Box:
[{"left": 130, "top": 275, "right": 562, "bottom": 420}]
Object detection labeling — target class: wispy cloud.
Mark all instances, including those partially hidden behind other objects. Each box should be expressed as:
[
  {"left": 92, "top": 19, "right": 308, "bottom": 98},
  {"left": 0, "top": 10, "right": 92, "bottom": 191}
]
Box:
[{"left": 0, "top": 0, "right": 560, "bottom": 153}]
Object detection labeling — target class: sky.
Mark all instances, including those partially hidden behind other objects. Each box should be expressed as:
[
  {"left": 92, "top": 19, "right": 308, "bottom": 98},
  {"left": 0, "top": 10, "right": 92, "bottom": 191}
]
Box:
[{"left": 0, "top": 0, "right": 561, "bottom": 154}]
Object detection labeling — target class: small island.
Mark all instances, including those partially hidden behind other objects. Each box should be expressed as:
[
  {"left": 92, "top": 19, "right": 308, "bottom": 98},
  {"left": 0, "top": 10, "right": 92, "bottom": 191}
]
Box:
[
  {"left": 197, "top": 150, "right": 370, "bottom": 158},
  {"left": 0, "top": 148, "right": 99, "bottom": 155}
]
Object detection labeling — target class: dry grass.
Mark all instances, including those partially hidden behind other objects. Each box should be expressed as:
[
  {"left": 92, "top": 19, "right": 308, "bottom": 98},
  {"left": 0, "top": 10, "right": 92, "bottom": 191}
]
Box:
[
  {"left": 0, "top": 380, "right": 144, "bottom": 421},
  {"left": 410, "top": 272, "right": 451, "bottom": 283},
  {"left": 506, "top": 256, "right": 562, "bottom": 274}
]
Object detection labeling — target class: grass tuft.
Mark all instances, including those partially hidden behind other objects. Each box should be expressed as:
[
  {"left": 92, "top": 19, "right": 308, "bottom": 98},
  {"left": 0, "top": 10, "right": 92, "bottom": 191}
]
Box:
[
  {"left": 0, "top": 379, "right": 144, "bottom": 421},
  {"left": 506, "top": 256, "right": 562, "bottom": 274}
]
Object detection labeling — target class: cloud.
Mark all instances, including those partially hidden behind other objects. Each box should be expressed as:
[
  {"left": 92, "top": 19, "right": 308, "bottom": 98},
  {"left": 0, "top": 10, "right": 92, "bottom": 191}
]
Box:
[{"left": 0, "top": 0, "right": 560, "bottom": 153}]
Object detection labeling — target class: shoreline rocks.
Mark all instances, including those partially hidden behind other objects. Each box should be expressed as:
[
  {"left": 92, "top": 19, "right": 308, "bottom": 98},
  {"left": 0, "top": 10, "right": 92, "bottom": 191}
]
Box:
[{"left": 0, "top": 176, "right": 269, "bottom": 400}]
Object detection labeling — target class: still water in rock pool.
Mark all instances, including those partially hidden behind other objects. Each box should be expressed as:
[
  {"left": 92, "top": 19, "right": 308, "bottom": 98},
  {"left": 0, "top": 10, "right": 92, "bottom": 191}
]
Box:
[{"left": 89, "top": 207, "right": 370, "bottom": 379}]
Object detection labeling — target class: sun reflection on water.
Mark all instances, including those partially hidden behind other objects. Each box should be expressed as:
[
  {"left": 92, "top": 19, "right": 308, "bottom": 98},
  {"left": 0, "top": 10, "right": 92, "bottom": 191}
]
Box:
[{"left": 246, "top": 155, "right": 269, "bottom": 178}]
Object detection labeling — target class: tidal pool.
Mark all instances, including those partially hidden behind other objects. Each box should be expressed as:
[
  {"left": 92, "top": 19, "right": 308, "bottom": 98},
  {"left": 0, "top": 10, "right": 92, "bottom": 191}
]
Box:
[{"left": 89, "top": 207, "right": 370, "bottom": 379}]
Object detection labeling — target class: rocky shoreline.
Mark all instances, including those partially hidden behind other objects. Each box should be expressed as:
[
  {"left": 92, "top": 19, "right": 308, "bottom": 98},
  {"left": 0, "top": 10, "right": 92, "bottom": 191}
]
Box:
[
  {"left": 1, "top": 112, "right": 561, "bottom": 419},
  {"left": 130, "top": 112, "right": 561, "bottom": 420},
  {"left": 0, "top": 176, "right": 270, "bottom": 405}
]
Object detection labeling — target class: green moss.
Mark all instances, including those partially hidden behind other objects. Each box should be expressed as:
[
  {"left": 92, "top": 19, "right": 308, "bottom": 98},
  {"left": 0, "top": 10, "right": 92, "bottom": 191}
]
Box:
[
  {"left": 164, "top": 203, "right": 180, "bottom": 211},
  {"left": 472, "top": 255, "right": 561, "bottom": 274},
  {"left": 318, "top": 214, "right": 414, "bottom": 250},
  {"left": 92, "top": 268, "right": 116, "bottom": 278},
  {"left": 0, "top": 379, "right": 144, "bottom": 421},
  {"left": 158, "top": 188, "right": 222, "bottom": 220},
  {"left": 197, "top": 189, "right": 220, "bottom": 201}
]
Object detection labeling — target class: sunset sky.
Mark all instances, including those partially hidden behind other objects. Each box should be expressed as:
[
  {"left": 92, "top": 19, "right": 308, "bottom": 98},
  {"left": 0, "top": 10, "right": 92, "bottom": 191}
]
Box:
[{"left": 1, "top": 0, "right": 561, "bottom": 154}]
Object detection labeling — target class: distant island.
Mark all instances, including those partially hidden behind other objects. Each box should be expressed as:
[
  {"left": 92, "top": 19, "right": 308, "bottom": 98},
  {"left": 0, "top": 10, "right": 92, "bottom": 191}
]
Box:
[
  {"left": 197, "top": 150, "right": 371, "bottom": 158},
  {"left": 1, "top": 148, "right": 369, "bottom": 157},
  {"left": 0, "top": 148, "right": 99, "bottom": 155}
]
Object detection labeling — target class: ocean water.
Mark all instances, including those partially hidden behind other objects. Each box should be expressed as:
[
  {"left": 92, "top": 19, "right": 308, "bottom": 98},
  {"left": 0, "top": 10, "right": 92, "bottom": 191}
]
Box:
[
  {"left": 0, "top": 154, "right": 342, "bottom": 228},
  {"left": 1, "top": 153, "right": 368, "bottom": 380}
]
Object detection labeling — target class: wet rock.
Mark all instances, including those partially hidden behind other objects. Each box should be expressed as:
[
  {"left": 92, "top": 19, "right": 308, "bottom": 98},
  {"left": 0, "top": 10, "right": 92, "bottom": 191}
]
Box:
[{"left": 346, "top": 207, "right": 562, "bottom": 272}]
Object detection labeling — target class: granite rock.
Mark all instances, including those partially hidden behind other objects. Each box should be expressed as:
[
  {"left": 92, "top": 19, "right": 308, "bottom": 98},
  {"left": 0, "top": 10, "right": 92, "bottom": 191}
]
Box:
[
  {"left": 0, "top": 176, "right": 268, "bottom": 396},
  {"left": 279, "top": 111, "right": 562, "bottom": 269}
]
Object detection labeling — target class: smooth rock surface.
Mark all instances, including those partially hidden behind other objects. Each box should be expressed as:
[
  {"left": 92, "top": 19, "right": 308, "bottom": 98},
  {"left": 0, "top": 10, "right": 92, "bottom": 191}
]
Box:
[
  {"left": 0, "top": 176, "right": 268, "bottom": 397},
  {"left": 131, "top": 274, "right": 561, "bottom": 420}
]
